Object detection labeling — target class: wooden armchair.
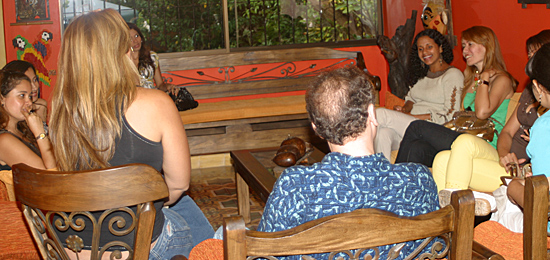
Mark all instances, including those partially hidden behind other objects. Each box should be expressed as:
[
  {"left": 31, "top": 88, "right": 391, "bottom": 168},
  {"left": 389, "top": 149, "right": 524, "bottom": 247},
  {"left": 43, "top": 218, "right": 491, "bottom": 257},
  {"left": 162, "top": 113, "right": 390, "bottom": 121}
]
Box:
[
  {"left": 12, "top": 163, "right": 169, "bottom": 260},
  {"left": 523, "top": 175, "right": 549, "bottom": 259},
  {"left": 224, "top": 189, "right": 476, "bottom": 260}
]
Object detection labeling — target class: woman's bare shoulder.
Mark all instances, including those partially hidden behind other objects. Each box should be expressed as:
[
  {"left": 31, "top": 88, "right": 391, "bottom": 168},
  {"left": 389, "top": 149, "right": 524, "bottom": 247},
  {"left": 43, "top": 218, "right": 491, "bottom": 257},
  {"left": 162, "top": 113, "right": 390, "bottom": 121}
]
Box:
[
  {"left": 127, "top": 88, "right": 179, "bottom": 122},
  {"left": 125, "top": 87, "right": 181, "bottom": 142},
  {"left": 491, "top": 72, "right": 515, "bottom": 97},
  {"left": 0, "top": 133, "right": 29, "bottom": 152},
  {"left": 132, "top": 88, "right": 176, "bottom": 110}
]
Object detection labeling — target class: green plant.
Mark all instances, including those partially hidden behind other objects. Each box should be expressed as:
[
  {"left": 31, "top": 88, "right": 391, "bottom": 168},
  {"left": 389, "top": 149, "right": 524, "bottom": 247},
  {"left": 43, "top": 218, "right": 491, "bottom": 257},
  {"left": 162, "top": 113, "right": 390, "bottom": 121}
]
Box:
[{"left": 125, "top": 0, "right": 378, "bottom": 52}]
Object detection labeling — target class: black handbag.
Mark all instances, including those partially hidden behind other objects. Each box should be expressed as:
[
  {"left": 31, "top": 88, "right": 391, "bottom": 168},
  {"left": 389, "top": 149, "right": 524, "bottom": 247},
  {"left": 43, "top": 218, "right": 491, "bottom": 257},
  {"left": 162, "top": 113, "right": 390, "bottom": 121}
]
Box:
[{"left": 170, "top": 87, "right": 199, "bottom": 111}]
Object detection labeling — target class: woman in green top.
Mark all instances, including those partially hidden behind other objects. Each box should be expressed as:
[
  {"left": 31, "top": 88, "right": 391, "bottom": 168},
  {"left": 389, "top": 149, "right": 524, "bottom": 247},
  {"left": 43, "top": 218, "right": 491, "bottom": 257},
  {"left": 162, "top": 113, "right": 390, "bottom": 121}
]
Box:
[{"left": 395, "top": 26, "right": 516, "bottom": 192}]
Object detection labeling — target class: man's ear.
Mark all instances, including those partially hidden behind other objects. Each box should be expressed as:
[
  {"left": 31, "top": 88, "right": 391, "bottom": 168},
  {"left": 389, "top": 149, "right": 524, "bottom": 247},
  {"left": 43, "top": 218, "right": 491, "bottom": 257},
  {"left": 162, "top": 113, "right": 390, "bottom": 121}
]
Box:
[
  {"left": 310, "top": 122, "right": 324, "bottom": 140},
  {"left": 311, "top": 122, "right": 319, "bottom": 135},
  {"left": 367, "top": 104, "right": 378, "bottom": 127}
]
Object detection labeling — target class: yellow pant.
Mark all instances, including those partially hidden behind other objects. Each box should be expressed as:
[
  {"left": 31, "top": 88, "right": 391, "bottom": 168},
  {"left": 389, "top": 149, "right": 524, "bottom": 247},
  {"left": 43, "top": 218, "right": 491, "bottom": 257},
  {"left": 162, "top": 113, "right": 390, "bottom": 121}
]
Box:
[{"left": 432, "top": 134, "right": 507, "bottom": 192}]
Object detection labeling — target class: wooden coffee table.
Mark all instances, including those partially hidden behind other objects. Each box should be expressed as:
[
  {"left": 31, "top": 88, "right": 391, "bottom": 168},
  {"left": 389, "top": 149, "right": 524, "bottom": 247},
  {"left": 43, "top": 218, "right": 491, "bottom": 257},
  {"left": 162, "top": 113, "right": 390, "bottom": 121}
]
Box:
[{"left": 230, "top": 146, "right": 325, "bottom": 223}]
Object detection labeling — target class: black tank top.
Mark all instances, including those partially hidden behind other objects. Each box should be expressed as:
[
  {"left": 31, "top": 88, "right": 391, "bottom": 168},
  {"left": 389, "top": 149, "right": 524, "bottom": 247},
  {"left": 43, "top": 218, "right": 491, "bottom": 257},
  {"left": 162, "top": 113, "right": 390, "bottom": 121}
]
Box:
[{"left": 57, "top": 115, "right": 165, "bottom": 250}]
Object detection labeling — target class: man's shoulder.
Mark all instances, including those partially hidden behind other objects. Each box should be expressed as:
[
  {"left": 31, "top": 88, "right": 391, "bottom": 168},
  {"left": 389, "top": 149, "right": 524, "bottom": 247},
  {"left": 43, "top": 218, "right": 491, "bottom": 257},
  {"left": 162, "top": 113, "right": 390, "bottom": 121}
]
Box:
[{"left": 386, "top": 161, "right": 432, "bottom": 176}]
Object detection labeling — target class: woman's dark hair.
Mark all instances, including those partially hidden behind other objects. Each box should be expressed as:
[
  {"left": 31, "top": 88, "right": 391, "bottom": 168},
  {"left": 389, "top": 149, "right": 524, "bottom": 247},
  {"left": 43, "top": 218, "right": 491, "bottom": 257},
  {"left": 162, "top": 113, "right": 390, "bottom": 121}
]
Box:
[
  {"left": 526, "top": 30, "right": 550, "bottom": 56},
  {"left": 2, "top": 60, "right": 36, "bottom": 74},
  {"left": 407, "top": 29, "right": 454, "bottom": 87},
  {"left": 526, "top": 43, "right": 550, "bottom": 92},
  {"left": 0, "top": 70, "right": 35, "bottom": 146},
  {"left": 127, "top": 22, "right": 154, "bottom": 71}
]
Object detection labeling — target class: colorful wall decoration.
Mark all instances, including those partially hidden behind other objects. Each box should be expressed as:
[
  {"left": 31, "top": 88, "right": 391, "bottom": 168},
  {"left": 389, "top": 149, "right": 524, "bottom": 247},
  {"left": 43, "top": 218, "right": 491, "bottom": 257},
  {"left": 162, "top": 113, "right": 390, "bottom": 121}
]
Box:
[
  {"left": 15, "top": 0, "right": 51, "bottom": 22},
  {"left": 2, "top": 0, "right": 61, "bottom": 102}
]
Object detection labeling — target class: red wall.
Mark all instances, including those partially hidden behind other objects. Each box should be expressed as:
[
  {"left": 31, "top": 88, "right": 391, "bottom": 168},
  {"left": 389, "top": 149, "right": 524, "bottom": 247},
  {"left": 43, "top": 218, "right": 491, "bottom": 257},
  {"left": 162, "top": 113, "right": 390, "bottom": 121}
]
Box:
[
  {"left": 384, "top": 0, "right": 550, "bottom": 92},
  {"left": 2, "top": 1, "right": 62, "bottom": 102}
]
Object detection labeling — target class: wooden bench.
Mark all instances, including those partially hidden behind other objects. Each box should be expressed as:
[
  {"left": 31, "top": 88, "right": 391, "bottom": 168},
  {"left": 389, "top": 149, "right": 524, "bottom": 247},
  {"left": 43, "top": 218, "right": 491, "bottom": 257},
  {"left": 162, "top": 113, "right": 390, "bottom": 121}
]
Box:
[{"left": 159, "top": 47, "right": 380, "bottom": 155}]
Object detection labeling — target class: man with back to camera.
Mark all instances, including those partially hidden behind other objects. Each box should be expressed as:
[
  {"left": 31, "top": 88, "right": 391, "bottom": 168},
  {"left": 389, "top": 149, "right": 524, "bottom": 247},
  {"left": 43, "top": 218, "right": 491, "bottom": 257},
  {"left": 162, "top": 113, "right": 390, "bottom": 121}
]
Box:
[{"left": 257, "top": 66, "right": 441, "bottom": 259}]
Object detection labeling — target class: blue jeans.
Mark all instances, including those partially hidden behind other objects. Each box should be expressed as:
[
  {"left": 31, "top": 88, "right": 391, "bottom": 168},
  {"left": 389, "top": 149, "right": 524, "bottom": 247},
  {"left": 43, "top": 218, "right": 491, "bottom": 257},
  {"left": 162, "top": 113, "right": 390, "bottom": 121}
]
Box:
[
  {"left": 149, "top": 208, "right": 194, "bottom": 259},
  {"left": 395, "top": 120, "right": 462, "bottom": 167},
  {"left": 168, "top": 194, "right": 215, "bottom": 246}
]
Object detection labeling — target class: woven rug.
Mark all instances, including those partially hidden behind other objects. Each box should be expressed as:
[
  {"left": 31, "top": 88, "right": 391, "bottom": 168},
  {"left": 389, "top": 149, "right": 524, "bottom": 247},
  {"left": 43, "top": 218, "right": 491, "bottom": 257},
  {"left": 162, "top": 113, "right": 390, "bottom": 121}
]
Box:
[{"left": 188, "top": 166, "right": 265, "bottom": 230}]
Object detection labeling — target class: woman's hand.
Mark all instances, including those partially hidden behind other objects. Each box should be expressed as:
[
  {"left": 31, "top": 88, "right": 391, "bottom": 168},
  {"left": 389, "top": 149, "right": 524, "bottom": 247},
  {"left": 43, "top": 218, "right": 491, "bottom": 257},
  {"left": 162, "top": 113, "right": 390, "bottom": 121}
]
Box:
[
  {"left": 521, "top": 130, "right": 531, "bottom": 142},
  {"left": 165, "top": 83, "right": 178, "bottom": 95},
  {"left": 158, "top": 82, "right": 178, "bottom": 95},
  {"left": 21, "top": 107, "right": 45, "bottom": 136},
  {"left": 399, "top": 101, "right": 414, "bottom": 114},
  {"left": 393, "top": 105, "right": 403, "bottom": 111},
  {"left": 499, "top": 152, "right": 526, "bottom": 172}
]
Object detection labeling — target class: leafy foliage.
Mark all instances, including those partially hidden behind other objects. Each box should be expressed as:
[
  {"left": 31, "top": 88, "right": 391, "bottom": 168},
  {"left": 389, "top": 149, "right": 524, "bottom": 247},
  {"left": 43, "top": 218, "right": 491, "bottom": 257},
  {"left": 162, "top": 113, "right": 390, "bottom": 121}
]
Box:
[{"left": 114, "top": 0, "right": 379, "bottom": 53}]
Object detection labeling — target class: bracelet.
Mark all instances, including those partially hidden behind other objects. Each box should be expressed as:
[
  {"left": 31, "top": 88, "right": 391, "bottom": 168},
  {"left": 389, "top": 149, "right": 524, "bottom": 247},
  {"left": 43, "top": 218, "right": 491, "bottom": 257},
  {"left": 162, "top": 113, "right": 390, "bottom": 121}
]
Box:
[
  {"left": 477, "top": 79, "right": 490, "bottom": 86},
  {"left": 36, "top": 133, "right": 47, "bottom": 140}
]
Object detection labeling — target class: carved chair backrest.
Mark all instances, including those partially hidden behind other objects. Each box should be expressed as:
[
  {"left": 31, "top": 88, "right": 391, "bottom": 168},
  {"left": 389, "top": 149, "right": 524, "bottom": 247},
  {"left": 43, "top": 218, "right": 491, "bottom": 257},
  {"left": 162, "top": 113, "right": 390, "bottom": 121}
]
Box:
[
  {"left": 523, "top": 175, "right": 549, "bottom": 260},
  {"left": 224, "top": 190, "right": 475, "bottom": 260},
  {"left": 158, "top": 47, "right": 381, "bottom": 100},
  {"left": 12, "top": 163, "right": 169, "bottom": 260}
]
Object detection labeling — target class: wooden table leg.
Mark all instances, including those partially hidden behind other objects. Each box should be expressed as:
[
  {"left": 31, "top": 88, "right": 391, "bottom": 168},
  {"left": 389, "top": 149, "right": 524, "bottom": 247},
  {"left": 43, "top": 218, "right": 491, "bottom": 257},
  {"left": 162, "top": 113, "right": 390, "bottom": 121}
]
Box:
[{"left": 236, "top": 172, "right": 251, "bottom": 223}]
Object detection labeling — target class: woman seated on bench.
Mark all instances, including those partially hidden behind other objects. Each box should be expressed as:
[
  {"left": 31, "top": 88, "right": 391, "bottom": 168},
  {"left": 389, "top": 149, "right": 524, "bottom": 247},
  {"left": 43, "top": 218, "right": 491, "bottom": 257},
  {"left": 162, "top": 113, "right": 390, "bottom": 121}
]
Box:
[
  {"left": 395, "top": 26, "right": 516, "bottom": 190},
  {"left": 507, "top": 42, "right": 550, "bottom": 207},
  {"left": 49, "top": 9, "right": 212, "bottom": 259},
  {"left": 127, "top": 22, "right": 177, "bottom": 93},
  {"left": 473, "top": 41, "right": 550, "bottom": 260},
  {"left": 375, "top": 29, "right": 463, "bottom": 159},
  {"left": 433, "top": 29, "right": 550, "bottom": 193},
  {"left": 0, "top": 70, "right": 55, "bottom": 170}
]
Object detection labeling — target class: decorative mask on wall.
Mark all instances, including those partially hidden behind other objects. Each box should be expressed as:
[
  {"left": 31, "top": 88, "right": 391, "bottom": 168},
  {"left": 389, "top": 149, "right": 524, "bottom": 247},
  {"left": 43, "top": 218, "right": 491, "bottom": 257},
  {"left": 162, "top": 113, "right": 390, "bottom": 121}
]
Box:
[{"left": 421, "top": 0, "right": 448, "bottom": 35}]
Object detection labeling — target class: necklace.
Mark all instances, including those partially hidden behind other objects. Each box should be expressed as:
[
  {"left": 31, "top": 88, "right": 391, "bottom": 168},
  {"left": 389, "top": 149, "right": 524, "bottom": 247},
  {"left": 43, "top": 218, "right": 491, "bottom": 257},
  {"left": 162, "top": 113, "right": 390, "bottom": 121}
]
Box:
[
  {"left": 472, "top": 70, "right": 480, "bottom": 90},
  {"left": 426, "top": 65, "right": 452, "bottom": 79}
]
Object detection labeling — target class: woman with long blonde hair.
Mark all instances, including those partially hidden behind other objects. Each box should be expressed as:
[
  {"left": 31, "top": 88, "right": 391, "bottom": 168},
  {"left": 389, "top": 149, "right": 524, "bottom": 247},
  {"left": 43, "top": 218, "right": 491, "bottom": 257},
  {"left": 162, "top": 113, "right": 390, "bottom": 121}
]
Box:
[
  {"left": 395, "top": 26, "right": 515, "bottom": 197},
  {"left": 50, "top": 9, "right": 213, "bottom": 259}
]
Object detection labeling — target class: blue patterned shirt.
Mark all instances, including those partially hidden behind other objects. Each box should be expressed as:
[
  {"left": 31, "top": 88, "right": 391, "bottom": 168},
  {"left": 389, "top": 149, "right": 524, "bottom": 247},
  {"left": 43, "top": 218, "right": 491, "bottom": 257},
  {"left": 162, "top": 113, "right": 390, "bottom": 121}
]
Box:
[{"left": 257, "top": 152, "right": 440, "bottom": 259}]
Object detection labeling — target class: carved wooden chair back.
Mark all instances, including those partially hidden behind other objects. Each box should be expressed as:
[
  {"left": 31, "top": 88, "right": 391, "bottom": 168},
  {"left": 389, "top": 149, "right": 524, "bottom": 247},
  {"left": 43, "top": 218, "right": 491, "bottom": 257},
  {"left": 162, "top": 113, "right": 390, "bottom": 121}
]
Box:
[
  {"left": 12, "top": 163, "right": 169, "bottom": 260},
  {"left": 224, "top": 190, "right": 475, "bottom": 260},
  {"left": 523, "top": 174, "right": 549, "bottom": 260}
]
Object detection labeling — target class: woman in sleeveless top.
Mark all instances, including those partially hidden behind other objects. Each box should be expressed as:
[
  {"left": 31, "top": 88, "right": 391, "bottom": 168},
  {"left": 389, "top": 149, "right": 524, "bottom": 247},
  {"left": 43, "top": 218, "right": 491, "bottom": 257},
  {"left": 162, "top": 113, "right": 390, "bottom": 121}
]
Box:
[
  {"left": 395, "top": 26, "right": 516, "bottom": 192},
  {"left": 0, "top": 70, "right": 55, "bottom": 170},
  {"left": 430, "top": 30, "right": 550, "bottom": 194},
  {"left": 49, "top": 9, "right": 212, "bottom": 259},
  {"left": 127, "top": 22, "right": 177, "bottom": 93}
]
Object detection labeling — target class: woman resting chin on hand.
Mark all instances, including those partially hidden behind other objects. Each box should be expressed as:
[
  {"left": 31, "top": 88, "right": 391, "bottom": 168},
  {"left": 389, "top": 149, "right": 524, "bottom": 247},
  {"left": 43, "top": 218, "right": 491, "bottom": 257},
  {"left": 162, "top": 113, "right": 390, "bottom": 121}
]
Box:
[{"left": 0, "top": 70, "right": 55, "bottom": 170}]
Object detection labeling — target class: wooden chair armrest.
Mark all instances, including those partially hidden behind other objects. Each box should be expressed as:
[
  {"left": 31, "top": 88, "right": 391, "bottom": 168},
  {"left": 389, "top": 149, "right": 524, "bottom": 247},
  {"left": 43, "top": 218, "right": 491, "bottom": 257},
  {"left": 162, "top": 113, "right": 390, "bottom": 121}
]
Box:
[{"left": 472, "top": 241, "right": 505, "bottom": 260}]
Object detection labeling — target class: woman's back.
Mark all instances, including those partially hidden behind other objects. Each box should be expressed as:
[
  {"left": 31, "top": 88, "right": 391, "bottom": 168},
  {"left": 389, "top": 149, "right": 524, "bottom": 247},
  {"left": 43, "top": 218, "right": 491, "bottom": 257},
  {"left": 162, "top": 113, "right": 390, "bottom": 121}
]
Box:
[{"left": 124, "top": 88, "right": 191, "bottom": 193}]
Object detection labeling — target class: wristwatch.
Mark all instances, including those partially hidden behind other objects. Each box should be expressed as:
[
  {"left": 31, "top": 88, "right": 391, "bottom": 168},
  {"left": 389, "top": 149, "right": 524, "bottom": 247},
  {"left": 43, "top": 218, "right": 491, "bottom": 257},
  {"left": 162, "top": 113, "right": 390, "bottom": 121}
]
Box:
[
  {"left": 478, "top": 79, "right": 490, "bottom": 86},
  {"left": 36, "top": 133, "right": 47, "bottom": 140}
]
